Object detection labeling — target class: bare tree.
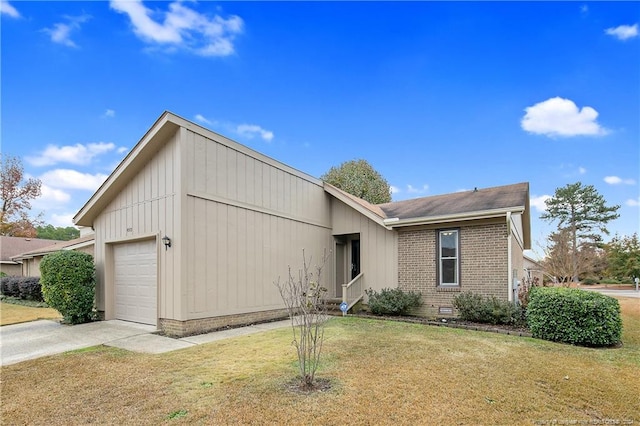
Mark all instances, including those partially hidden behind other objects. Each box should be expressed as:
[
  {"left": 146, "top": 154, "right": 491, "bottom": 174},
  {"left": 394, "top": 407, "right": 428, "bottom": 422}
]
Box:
[
  {"left": 541, "top": 228, "right": 606, "bottom": 285},
  {"left": 275, "top": 250, "right": 330, "bottom": 389},
  {"left": 541, "top": 229, "right": 574, "bottom": 285}
]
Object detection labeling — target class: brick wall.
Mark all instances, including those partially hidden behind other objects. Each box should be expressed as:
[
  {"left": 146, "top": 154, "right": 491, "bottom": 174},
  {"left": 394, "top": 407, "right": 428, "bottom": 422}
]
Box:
[
  {"left": 398, "top": 221, "right": 509, "bottom": 318},
  {"left": 159, "top": 308, "right": 289, "bottom": 337}
]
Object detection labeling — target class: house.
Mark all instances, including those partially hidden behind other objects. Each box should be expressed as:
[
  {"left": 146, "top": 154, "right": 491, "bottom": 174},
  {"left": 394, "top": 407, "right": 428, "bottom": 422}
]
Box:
[
  {"left": 11, "top": 234, "right": 95, "bottom": 277},
  {"left": 523, "top": 254, "right": 545, "bottom": 286},
  {"left": 73, "top": 111, "right": 530, "bottom": 337},
  {"left": 0, "top": 236, "right": 65, "bottom": 276}
]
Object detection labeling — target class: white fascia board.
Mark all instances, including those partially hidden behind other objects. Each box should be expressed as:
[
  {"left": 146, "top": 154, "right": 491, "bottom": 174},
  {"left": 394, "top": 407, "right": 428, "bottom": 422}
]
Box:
[
  {"left": 383, "top": 206, "right": 526, "bottom": 228},
  {"left": 74, "top": 112, "right": 178, "bottom": 227},
  {"left": 63, "top": 240, "right": 94, "bottom": 251}
]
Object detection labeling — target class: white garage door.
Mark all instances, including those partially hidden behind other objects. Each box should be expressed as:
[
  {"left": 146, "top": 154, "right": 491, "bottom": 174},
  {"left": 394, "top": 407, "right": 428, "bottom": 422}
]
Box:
[{"left": 114, "top": 239, "right": 157, "bottom": 326}]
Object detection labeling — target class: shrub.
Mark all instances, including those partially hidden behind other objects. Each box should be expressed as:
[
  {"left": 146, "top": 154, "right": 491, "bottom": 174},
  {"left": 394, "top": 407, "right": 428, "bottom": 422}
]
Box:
[
  {"left": 452, "top": 292, "right": 523, "bottom": 325},
  {"left": 1, "top": 276, "right": 21, "bottom": 297},
  {"left": 1, "top": 276, "right": 45, "bottom": 301},
  {"left": 18, "top": 277, "right": 43, "bottom": 301},
  {"left": 40, "top": 251, "right": 96, "bottom": 324},
  {"left": 365, "top": 288, "right": 422, "bottom": 316},
  {"left": 526, "top": 287, "right": 622, "bottom": 347}
]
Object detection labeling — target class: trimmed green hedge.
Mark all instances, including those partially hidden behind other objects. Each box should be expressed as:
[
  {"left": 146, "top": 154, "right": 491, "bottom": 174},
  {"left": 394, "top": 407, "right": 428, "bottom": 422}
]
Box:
[
  {"left": 365, "top": 288, "right": 422, "bottom": 316},
  {"left": 0, "top": 276, "right": 44, "bottom": 301},
  {"left": 526, "top": 287, "right": 622, "bottom": 347},
  {"left": 40, "top": 251, "right": 96, "bottom": 324}
]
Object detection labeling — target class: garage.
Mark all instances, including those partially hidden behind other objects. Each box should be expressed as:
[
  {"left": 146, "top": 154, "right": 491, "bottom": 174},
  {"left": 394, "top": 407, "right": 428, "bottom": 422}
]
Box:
[{"left": 113, "top": 239, "right": 158, "bottom": 326}]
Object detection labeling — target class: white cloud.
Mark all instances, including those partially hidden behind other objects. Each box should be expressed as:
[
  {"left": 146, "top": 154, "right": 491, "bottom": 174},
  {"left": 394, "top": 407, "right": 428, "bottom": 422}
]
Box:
[
  {"left": 117, "top": 146, "right": 128, "bottom": 154},
  {"left": 236, "top": 124, "right": 274, "bottom": 142},
  {"left": 406, "top": 184, "right": 429, "bottom": 194},
  {"left": 604, "top": 176, "right": 636, "bottom": 185},
  {"left": 40, "top": 184, "right": 72, "bottom": 203},
  {"left": 391, "top": 184, "right": 429, "bottom": 196},
  {"left": 50, "top": 213, "right": 76, "bottom": 227},
  {"left": 40, "top": 169, "right": 109, "bottom": 191},
  {"left": 103, "top": 109, "right": 116, "bottom": 118},
  {"left": 530, "top": 195, "right": 551, "bottom": 212},
  {"left": 27, "top": 142, "right": 116, "bottom": 166},
  {"left": 30, "top": 184, "right": 71, "bottom": 213},
  {"left": 578, "top": 167, "right": 587, "bottom": 175},
  {"left": 194, "top": 114, "right": 212, "bottom": 125},
  {"left": 0, "top": 0, "right": 20, "bottom": 18},
  {"left": 521, "top": 97, "right": 609, "bottom": 137},
  {"left": 43, "top": 14, "right": 91, "bottom": 48},
  {"left": 109, "top": 0, "right": 243, "bottom": 57},
  {"left": 626, "top": 198, "right": 639, "bottom": 207},
  {"left": 605, "top": 24, "right": 639, "bottom": 41}
]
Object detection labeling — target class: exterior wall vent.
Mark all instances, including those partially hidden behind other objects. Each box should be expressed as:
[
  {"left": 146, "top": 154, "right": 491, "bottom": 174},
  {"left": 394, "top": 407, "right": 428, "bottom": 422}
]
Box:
[{"left": 438, "top": 306, "right": 454, "bottom": 315}]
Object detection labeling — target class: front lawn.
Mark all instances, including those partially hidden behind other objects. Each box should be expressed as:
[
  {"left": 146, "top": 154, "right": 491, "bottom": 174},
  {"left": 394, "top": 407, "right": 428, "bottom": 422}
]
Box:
[
  {"left": 1, "top": 297, "right": 638, "bottom": 425},
  {"left": 0, "top": 301, "right": 61, "bottom": 326}
]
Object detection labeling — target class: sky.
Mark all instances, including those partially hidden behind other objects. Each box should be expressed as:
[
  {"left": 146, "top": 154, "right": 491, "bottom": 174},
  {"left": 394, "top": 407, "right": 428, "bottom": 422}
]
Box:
[{"left": 2, "top": 1, "right": 639, "bottom": 257}]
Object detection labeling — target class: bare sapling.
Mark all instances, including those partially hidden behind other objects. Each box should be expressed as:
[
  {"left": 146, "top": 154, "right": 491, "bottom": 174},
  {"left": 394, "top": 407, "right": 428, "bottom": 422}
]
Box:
[{"left": 275, "top": 249, "right": 330, "bottom": 389}]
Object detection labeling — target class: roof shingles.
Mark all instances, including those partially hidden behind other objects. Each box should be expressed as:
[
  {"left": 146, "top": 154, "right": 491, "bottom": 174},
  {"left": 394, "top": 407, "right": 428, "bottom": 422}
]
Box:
[
  {"left": 0, "top": 237, "right": 65, "bottom": 262},
  {"left": 378, "top": 182, "right": 529, "bottom": 220}
]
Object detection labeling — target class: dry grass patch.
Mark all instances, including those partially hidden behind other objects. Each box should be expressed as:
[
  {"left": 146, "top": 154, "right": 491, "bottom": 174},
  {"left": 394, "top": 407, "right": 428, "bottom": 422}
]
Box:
[
  {"left": 2, "top": 297, "right": 638, "bottom": 425},
  {"left": 0, "top": 301, "right": 61, "bottom": 326}
]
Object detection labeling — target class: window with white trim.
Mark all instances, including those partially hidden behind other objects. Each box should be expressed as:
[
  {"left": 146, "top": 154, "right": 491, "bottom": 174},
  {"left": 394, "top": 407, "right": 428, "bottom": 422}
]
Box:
[{"left": 438, "top": 229, "right": 459, "bottom": 286}]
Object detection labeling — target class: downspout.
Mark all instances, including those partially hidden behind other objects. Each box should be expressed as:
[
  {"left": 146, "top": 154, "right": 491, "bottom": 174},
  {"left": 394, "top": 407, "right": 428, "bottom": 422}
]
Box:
[{"left": 506, "top": 212, "right": 513, "bottom": 302}]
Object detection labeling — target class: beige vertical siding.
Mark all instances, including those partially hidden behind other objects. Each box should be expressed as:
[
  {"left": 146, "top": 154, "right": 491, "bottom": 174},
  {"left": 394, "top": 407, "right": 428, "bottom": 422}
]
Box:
[
  {"left": 508, "top": 212, "right": 526, "bottom": 301},
  {"left": 182, "top": 129, "right": 333, "bottom": 319},
  {"left": 93, "top": 128, "right": 182, "bottom": 320},
  {"left": 330, "top": 198, "right": 398, "bottom": 292}
]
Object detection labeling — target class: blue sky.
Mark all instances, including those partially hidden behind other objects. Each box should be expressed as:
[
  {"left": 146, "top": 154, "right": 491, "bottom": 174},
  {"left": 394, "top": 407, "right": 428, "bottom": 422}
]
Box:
[{"left": 2, "top": 1, "right": 639, "bottom": 256}]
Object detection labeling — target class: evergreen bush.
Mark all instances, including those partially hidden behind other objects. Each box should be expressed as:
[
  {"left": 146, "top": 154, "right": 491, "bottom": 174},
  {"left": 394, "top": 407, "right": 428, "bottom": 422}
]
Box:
[
  {"left": 526, "top": 287, "right": 622, "bottom": 347},
  {"left": 365, "top": 288, "right": 422, "bottom": 316},
  {"left": 452, "top": 292, "right": 523, "bottom": 325},
  {"left": 40, "top": 251, "right": 96, "bottom": 324},
  {"left": 17, "top": 277, "right": 43, "bottom": 301},
  {"left": 1, "top": 276, "right": 21, "bottom": 297},
  {"left": 0, "top": 276, "right": 43, "bottom": 301}
]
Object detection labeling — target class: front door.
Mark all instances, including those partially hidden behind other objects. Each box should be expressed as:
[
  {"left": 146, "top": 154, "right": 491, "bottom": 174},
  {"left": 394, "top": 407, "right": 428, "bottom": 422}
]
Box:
[{"left": 351, "top": 239, "right": 360, "bottom": 279}]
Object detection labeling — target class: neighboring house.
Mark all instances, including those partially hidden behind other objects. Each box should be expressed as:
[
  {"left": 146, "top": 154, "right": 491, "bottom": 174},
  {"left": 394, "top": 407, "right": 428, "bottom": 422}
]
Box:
[
  {"left": 523, "top": 254, "right": 544, "bottom": 286},
  {"left": 11, "top": 234, "right": 95, "bottom": 277},
  {"left": 73, "top": 111, "right": 531, "bottom": 337},
  {"left": 0, "top": 236, "right": 65, "bottom": 276}
]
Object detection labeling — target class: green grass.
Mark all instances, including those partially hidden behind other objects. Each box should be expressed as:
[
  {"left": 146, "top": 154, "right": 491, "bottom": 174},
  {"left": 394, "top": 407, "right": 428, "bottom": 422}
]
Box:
[{"left": 1, "top": 297, "right": 638, "bottom": 425}]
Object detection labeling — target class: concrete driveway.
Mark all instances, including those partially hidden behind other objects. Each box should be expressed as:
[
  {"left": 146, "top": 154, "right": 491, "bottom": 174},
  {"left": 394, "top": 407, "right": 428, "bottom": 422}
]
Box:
[
  {"left": 579, "top": 287, "right": 640, "bottom": 299},
  {"left": 0, "top": 318, "right": 292, "bottom": 367}
]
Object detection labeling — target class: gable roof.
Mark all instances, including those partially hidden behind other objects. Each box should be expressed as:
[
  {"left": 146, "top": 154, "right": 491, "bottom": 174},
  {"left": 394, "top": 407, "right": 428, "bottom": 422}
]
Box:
[
  {"left": 322, "top": 181, "right": 530, "bottom": 248},
  {"left": 10, "top": 234, "right": 95, "bottom": 261},
  {"left": 1, "top": 236, "right": 65, "bottom": 263},
  {"left": 74, "top": 111, "right": 323, "bottom": 227},
  {"left": 377, "top": 182, "right": 531, "bottom": 247},
  {"left": 323, "top": 183, "right": 388, "bottom": 227}
]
